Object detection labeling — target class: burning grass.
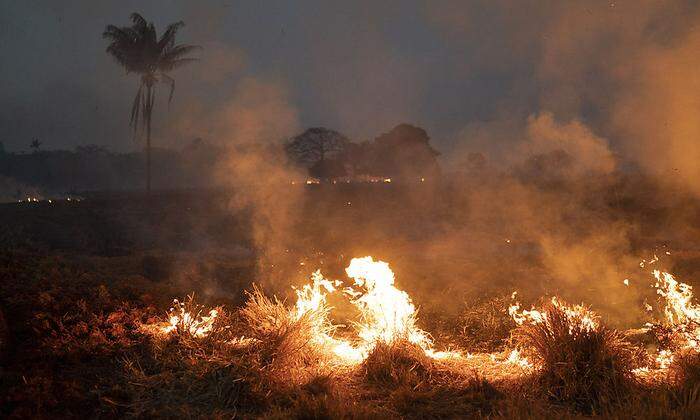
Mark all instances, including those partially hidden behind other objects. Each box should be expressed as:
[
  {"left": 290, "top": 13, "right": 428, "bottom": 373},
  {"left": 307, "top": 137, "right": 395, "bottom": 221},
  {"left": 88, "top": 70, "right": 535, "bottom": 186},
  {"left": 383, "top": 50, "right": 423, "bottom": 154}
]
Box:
[
  {"left": 239, "top": 284, "right": 335, "bottom": 380},
  {"left": 5, "top": 249, "right": 700, "bottom": 417},
  {"left": 511, "top": 297, "right": 644, "bottom": 412},
  {"left": 669, "top": 350, "right": 700, "bottom": 392},
  {"left": 362, "top": 339, "right": 435, "bottom": 387}
]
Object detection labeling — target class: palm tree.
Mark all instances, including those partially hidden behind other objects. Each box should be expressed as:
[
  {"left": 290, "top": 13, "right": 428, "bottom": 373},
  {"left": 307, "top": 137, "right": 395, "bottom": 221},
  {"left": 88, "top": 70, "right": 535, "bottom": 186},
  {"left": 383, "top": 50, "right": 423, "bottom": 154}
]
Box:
[
  {"left": 103, "top": 13, "right": 199, "bottom": 192},
  {"left": 30, "top": 138, "right": 41, "bottom": 152}
]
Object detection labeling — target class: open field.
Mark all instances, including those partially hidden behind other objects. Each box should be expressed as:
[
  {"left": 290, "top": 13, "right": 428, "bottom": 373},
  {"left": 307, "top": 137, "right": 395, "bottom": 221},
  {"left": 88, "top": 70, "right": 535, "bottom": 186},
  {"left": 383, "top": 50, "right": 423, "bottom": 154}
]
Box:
[{"left": 1, "top": 185, "right": 700, "bottom": 418}]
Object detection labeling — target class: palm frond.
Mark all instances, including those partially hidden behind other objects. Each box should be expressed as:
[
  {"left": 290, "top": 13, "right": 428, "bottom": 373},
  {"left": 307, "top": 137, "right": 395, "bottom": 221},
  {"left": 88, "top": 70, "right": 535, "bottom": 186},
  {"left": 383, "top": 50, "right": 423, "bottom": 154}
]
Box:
[
  {"left": 102, "top": 25, "right": 136, "bottom": 43},
  {"left": 130, "top": 13, "right": 148, "bottom": 30},
  {"left": 158, "top": 21, "right": 184, "bottom": 50},
  {"left": 161, "top": 44, "right": 201, "bottom": 62},
  {"left": 145, "top": 22, "right": 158, "bottom": 48}
]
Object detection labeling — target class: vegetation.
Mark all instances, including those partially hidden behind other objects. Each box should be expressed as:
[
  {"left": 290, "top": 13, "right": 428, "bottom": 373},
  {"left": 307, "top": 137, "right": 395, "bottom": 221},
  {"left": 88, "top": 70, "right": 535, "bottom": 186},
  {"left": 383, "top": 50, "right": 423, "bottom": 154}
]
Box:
[
  {"left": 512, "top": 299, "right": 645, "bottom": 412},
  {"left": 103, "top": 13, "right": 199, "bottom": 193},
  {"left": 1, "top": 154, "right": 700, "bottom": 417}
]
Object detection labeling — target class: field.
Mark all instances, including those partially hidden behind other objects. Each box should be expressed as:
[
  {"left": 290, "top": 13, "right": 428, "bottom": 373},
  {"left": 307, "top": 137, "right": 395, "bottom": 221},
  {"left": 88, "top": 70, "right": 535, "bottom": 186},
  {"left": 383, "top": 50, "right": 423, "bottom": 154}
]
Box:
[{"left": 2, "top": 183, "right": 700, "bottom": 418}]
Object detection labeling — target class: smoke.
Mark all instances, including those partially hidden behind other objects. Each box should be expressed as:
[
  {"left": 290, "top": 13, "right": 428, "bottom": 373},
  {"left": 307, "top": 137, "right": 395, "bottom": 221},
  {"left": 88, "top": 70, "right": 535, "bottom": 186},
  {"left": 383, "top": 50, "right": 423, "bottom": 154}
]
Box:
[
  {"left": 185, "top": 76, "right": 305, "bottom": 288},
  {"left": 4, "top": 1, "right": 699, "bottom": 324},
  {"left": 522, "top": 112, "right": 615, "bottom": 177},
  {"left": 611, "top": 30, "right": 700, "bottom": 197}
]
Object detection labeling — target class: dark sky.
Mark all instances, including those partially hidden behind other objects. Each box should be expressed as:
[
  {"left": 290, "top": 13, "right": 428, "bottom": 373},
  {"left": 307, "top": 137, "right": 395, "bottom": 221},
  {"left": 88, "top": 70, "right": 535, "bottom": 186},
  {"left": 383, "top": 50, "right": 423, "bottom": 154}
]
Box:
[
  {"left": 0, "top": 0, "right": 545, "bottom": 154},
  {"left": 1, "top": 0, "right": 699, "bottom": 187}
]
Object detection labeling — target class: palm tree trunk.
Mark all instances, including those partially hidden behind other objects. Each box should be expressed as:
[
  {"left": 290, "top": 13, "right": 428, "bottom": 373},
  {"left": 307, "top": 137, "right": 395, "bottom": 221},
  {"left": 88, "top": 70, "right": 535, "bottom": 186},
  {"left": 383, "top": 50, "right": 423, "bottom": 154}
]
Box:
[{"left": 146, "top": 85, "right": 152, "bottom": 194}]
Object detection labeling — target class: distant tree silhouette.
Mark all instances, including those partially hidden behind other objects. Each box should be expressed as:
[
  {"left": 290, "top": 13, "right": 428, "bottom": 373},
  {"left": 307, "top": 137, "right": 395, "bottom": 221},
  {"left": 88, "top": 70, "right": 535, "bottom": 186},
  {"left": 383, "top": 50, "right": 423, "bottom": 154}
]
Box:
[
  {"left": 370, "top": 124, "right": 440, "bottom": 180},
  {"left": 285, "top": 127, "right": 350, "bottom": 180},
  {"left": 341, "top": 140, "right": 373, "bottom": 177},
  {"left": 103, "top": 13, "right": 199, "bottom": 193},
  {"left": 30, "top": 138, "right": 41, "bottom": 152}
]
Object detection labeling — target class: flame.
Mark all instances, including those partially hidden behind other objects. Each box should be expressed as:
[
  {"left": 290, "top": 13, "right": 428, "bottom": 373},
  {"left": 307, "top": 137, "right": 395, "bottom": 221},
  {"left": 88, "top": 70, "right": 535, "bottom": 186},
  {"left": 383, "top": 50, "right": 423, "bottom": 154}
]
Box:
[
  {"left": 509, "top": 294, "right": 598, "bottom": 333},
  {"left": 345, "top": 256, "right": 431, "bottom": 348},
  {"left": 506, "top": 349, "right": 533, "bottom": 369},
  {"left": 646, "top": 269, "right": 700, "bottom": 368},
  {"left": 163, "top": 298, "right": 219, "bottom": 338},
  {"left": 653, "top": 269, "right": 700, "bottom": 346},
  {"left": 287, "top": 256, "right": 453, "bottom": 364},
  {"left": 291, "top": 270, "right": 364, "bottom": 363},
  {"left": 148, "top": 255, "right": 700, "bottom": 377},
  {"left": 655, "top": 349, "right": 674, "bottom": 369}
]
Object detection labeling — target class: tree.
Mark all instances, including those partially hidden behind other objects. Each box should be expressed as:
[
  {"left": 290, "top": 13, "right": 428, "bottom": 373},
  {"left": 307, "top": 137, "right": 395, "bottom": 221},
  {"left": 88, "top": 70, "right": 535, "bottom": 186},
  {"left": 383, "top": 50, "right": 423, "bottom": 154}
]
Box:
[
  {"left": 103, "top": 13, "right": 199, "bottom": 192},
  {"left": 370, "top": 124, "right": 440, "bottom": 180},
  {"left": 285, "top": 127, "right": 350, "bottom": 180},
  {"left": 30, "top": 138, "right": 41, "bottom": 152}
]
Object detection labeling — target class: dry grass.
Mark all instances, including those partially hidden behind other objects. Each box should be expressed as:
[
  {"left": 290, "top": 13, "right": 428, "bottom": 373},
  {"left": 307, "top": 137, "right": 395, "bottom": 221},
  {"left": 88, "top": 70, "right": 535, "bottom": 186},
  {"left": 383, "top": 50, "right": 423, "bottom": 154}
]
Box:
[
  {"left": 670, "top": 350, "right": 700, "bottom": 392},
  {"left": 5, "top": 251, "right": 700, "bottom": 417},
  {"left": 239, "top": 285, "right": 333, "bottom": 378},
  {"left": 362, "top": 339, "right": 434, "bottom": 388},
  {"left": 458, "top": 294, "right": 516, "bottom": 352},
  {"left": 512, "top": 299, "right": 644, "bottom": 412}
]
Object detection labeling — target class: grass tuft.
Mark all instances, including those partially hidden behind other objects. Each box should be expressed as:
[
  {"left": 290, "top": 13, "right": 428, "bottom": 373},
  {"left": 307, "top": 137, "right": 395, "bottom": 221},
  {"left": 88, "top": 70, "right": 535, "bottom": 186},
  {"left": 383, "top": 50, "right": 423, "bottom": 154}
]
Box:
[
  {"left": 239, "top": 285, "right": 333, "bottom": 385},
  {"left": 512, "top": 298, "right": 642, "bottom": 412},
  {"left": 362, "top": 339, "right": 434, "bottom": 388},
  {"left": 670, "top": 350, "right": 700, "bottom": 390}
]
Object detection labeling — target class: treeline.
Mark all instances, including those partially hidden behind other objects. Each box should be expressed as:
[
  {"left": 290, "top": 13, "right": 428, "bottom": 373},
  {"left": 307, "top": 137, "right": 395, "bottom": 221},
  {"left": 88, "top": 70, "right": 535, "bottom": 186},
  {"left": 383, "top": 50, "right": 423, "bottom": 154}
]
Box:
[
  {"left": 284, "top": 124, "right": 440, "bottom": 181},
  {"left": 0, "top": 123, "right": 442, "bottom": 196},
  {"left": 0, "top": 140, "right": 222, "bottom": 194}
]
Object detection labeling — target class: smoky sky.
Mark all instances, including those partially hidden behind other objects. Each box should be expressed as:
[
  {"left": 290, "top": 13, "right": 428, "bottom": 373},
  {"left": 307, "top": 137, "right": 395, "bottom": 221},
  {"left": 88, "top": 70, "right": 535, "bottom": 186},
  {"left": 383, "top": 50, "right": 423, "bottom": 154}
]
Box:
[
  {"left": 2, "top": 1, "right": 700, "bottom": 192},
  {"left": 0, "top": 0, "right": 537, "bottom": 152}
]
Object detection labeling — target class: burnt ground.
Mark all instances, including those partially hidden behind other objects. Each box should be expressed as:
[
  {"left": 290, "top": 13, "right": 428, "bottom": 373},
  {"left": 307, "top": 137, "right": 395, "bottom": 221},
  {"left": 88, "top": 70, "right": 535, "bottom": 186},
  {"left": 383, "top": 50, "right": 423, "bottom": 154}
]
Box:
[{"left": 1, "top": 184, "right": 700, "bottom": 418}]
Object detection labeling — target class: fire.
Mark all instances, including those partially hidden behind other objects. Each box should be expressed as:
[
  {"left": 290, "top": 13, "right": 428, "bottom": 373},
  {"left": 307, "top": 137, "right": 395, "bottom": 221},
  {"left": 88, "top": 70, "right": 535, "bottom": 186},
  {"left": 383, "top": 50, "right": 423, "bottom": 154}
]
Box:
[
  {"left": 163, "top": 298, "right": 219, "bottom": 338},
  {"left": 345, "top": 257, "right": 431, "bottom": 348},
  {"left": 506, "top": 349, "right": 533, "bottom": 369},
  {"left": 509, "top": 294, "right": 599, "bottom": 334},
  {"left": 145, "top": 253, "right": 700, "bottom": 379},
  {"left": 291, "top": 270, "right": 364, "bottom": 362},
  {"left": 643, "top": 269, "right": 700, "bottom": 370},
  {"left": 655, "top": 349, "right": 674, "bottom": 369},
  {"left": 287, "top": 256, "right": 454, "bottom": 364},
  {"left": 653, "top": 269, "right": 700, "bottom": 347}
]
